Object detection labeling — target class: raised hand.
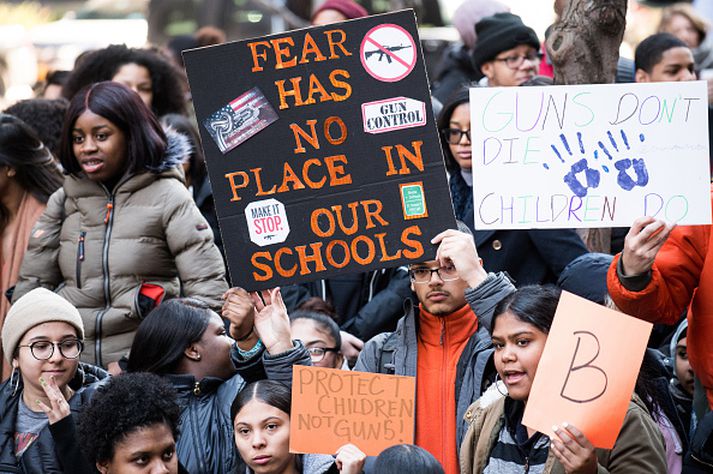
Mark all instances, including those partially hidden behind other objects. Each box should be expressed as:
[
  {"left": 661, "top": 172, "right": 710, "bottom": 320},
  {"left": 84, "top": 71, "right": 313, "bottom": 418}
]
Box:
[
  {"left": 250, "top": 288, "right": 293, "bottom": 355},
  {"left": 340, "top": 331, "right": 364, "bottom": 366},
  {"left": 621, "top": 216, "right": 675, "bottom": 276},
  {"left": 222, "top": 287, "right": 257, "bottom": 342},
  {"left": 36, "top": 375, "right": 71, "bottom": 425}
]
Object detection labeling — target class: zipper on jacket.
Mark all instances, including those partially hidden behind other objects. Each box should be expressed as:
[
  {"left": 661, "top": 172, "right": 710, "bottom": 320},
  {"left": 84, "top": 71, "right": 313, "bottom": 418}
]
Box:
[
  {"left": 524, "top": 456, "right": 529, "bottom": 473},
  {"left": 691, "top": 453, "right": 713, "bottom": 469},
  {"left": 103, "top": 202, "right": 113, "bottom": 224},
  {"left": 95, "top": 195, "right": 115, "bottom": 368},
  {"left": 76, "top": 231, "right": 86, "bottom": 289}
]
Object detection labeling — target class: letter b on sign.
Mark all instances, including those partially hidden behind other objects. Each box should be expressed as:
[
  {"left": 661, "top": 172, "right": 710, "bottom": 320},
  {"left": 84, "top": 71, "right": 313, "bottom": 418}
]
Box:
[{"left": 560, "top": 331, "right": 608, "bottom": 403}]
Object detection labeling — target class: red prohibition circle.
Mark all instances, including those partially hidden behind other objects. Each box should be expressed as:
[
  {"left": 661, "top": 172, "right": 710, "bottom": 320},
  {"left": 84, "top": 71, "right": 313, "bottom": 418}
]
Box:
[{"left": 360, "top": 23, "right": 417, "bottom": 83}]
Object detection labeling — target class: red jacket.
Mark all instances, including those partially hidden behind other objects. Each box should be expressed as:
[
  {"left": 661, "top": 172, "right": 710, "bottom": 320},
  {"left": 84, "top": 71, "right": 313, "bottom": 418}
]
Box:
[{"left": 607, "top": 198, "right": 713, "bottom": 409}]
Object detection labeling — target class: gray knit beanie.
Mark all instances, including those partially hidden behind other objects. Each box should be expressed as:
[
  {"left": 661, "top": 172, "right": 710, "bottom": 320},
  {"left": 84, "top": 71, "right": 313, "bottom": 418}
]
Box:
[{"left": 2, "top": 288, "right": 84, "bottom": 364}]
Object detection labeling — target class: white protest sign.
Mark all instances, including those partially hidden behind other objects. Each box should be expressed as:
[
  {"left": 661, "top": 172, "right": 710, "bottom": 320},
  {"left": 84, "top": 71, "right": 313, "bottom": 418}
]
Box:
[{"left": 470, "top": 81, "right": 711, "bottom": 229}]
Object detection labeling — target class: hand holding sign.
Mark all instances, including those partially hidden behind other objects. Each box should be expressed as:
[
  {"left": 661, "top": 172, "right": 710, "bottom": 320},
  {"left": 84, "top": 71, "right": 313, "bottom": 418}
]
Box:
[
  {"left": 620, "top": 216, "right": 676, "bottom": 276},
  {"left": 290, "top": 366, "right": 415, "bottom": 456},
  {"left": 335, "top": 443, "right": 367, "bottom": 474},
  {"left": 250, "top": 287, "right": 293, "bottom": 355},
  {"left": 550, "top": 423, "right": 598, "bottom": 474},
  {"left": 522, "top": 291, "right": 652, "bottom": 449}
]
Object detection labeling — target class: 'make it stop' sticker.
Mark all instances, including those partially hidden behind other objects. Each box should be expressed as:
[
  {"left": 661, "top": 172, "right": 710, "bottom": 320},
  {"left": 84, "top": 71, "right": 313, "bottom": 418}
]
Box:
[
  {"left": 360, "top": 23, "right": 417, "bottom": 83},
  {"left": 245, "top": 198, "right": 290, "bottom": 247}
]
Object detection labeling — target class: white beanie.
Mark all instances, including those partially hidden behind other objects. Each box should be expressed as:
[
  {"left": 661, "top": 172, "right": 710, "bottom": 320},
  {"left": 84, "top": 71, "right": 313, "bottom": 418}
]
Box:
[{"left": 2, "top": 288, "right": 84, "bottom": 364}]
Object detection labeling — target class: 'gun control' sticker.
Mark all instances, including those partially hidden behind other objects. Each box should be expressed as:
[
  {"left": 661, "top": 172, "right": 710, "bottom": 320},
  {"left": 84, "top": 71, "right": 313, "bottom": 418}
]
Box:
[
  {"left": 360, "top": 24, "right": 416, "bottom": 82},
  {"left": 362, "top": 97, "right": 426, "bottom": 134},
  {"left": 203, "top": 87, "right": 278, "bottom": 154},
  {"left": 245, "top": 198, "right": 290, "bottom": 246}
]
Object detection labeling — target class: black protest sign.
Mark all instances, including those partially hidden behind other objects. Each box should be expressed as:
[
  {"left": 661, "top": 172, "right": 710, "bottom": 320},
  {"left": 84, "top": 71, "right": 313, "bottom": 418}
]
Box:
[{"left": 183, "top": 10, "right": 455, "bottom": 290}]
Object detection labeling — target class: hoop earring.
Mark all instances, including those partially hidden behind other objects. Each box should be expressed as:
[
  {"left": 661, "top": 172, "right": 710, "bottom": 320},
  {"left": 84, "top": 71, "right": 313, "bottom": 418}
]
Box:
[
  {"left": 10, "top": 367, "right": 20, "bottom": 397},
  {"left": 494, "top": 373, "right": 508, "bottom": 397}
]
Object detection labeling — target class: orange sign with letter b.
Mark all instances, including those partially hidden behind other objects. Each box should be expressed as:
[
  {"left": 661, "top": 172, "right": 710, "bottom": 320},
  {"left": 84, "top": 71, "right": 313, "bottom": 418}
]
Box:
[{"left": 522, "top": 291, "right": 652, "bottom": 449}]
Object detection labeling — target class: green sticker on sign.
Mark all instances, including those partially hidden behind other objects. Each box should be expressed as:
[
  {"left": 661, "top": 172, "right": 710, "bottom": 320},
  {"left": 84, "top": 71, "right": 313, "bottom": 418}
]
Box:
[{"left": 400, "top": 182, "right": 428, "bottom": 219}]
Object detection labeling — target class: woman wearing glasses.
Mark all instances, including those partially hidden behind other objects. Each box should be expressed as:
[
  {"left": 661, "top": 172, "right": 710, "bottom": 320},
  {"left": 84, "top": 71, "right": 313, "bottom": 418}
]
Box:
[
  {"left": 471, "top": 13, "right": 541, "bottom": 88},
  {"left": 437, "top": 89, "right": 588, "bottom": 286},
  {"left": 291, "top": 310, "right": 346, "bottom": 369},
  {"left": 0, "top": 287, "right": 105, "bottom": 473}
]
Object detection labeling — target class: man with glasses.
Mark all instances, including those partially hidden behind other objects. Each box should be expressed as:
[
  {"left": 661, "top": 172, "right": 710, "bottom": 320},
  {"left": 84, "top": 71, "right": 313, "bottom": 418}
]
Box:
[
  {"left": 471, "top": 12, "right": 541, "bottom": 87},
  {"left": 355, "top": 225, "right": 514, "bottom": 474}
]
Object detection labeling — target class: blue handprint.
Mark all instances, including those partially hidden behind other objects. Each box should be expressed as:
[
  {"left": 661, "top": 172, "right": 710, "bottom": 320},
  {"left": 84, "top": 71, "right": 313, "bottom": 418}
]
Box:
[{"left": 546, "top": 130, "right": 648, "bottom": 197}]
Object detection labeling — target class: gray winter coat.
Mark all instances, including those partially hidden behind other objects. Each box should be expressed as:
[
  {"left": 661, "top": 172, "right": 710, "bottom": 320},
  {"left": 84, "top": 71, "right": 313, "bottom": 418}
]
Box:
[{"left": 354, "top": 272, "right": 515, "bottom": 450}]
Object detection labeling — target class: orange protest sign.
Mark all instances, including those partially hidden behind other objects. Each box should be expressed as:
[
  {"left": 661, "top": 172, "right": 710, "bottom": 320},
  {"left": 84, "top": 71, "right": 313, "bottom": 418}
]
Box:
[
  {"left": 290, "top": 365, "right": 415, "bottom": 456},
  {"left": 522, "top": 291, "right": 652, "bottom": 449}
]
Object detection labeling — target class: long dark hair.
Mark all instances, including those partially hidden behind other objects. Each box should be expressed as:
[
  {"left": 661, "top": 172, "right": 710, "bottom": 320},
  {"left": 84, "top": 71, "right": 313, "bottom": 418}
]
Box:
[
  {"left": 126, "top": 298, "right": 212, "bottom": 374},
  {"left": 492, "top": 285, "right": 561, "bottom": 335},
  {"left": 59, "top": 81, "right": 167, "bottom": 178},
  {"left": 231, "top": 380, "right": 291, "bottom": 420},
  {"left": 62, "top": 44, "right": 186, "bottom": 116},
  {"left": 0, "top": 114, "right": 63, "bottom": 229},
  {"left": 437, "top": 87, "right": 470, "bottom": 174}
]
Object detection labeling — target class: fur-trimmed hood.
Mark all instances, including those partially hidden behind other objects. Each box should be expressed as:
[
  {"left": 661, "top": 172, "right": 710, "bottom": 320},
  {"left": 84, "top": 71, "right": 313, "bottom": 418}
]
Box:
[{"left": 149, "top": 127, "right": 191, "bottom": 173}]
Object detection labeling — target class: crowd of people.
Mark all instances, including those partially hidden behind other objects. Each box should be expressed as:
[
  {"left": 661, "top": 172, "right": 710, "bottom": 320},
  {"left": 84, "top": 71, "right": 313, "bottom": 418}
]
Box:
[{"left": 0, "top": 0, "right": 712, "bottom": 472}]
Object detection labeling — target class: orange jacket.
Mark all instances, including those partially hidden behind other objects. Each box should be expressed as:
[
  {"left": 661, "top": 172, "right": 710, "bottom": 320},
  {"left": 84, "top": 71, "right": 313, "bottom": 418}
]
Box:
[
  {"left": 607, "top": 199, "right": 713, "bottom": 409},
  {"left": 416, "top": 303, "right": 478, "bottom": 474}
]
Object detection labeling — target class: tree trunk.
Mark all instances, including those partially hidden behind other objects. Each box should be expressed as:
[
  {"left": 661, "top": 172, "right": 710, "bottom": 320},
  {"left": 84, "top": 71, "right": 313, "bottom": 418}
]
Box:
[
  {"left": 546, "top": 0, "right": 627, "bottom": 253},
  {"left": 547, "top": 0, "right": 627, "bottom": 86}
]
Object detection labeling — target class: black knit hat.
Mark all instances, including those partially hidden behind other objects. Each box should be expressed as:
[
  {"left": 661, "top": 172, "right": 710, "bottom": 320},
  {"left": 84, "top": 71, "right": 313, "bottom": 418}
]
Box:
[
  {"left": 556, "top": 252, "right": 614, "bottom": 305},
  {"left": 472, "top": 12, "right": 540, "bottom": 70}
]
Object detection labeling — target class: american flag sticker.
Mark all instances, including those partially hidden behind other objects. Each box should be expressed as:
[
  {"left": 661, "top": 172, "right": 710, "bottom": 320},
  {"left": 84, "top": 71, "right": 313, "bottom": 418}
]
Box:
[{"left": 202, "top": 87, "right": 278, "bottom": 154}]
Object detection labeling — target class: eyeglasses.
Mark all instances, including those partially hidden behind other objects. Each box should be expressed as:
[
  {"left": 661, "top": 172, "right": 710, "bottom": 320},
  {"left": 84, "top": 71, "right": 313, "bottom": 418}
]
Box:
[
  {"left": 17, "top": 339, "right": 84, "bottom": 361},
  {"left": 494, "top": 51, "right": 543, "bottom": 69},
  {"left": 409, "top": 264, "right": 460, "bottom": 283},
  {"left": 306, "top": 346, "right": 340, "bottom": 362},
  {"left": 442, "top": 128, "right": 471, "bottom": 145}
]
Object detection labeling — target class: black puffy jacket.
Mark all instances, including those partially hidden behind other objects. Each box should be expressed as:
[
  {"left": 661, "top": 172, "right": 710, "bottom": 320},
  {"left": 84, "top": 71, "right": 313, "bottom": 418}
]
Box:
[
  {"left": 167, "top": 341, "right": 311, "bottom": 474},
  {"left": 169, "top": 373, "right": 245, "bottom": 474},
  {"left": 0, "top": 364, "right": 108, "bottom": 473}
]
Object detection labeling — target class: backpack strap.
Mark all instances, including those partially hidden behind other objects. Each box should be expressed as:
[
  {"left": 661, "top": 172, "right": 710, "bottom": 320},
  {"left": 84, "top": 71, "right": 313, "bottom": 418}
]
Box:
[{"left": 377, "top": 332, "right": 398, "bottom": 375}]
